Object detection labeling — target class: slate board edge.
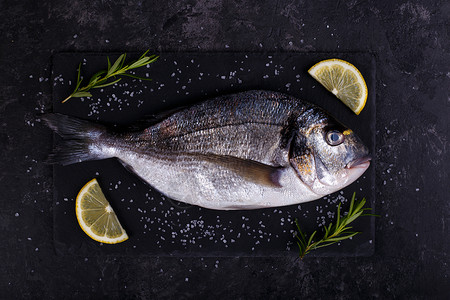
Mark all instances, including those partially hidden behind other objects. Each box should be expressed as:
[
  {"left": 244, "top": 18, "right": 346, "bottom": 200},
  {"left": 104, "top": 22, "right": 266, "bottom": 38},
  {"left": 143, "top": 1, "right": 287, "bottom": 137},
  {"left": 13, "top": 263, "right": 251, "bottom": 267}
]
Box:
[{"left": 50, "top": 51, "right": 376, "bottom": 258}]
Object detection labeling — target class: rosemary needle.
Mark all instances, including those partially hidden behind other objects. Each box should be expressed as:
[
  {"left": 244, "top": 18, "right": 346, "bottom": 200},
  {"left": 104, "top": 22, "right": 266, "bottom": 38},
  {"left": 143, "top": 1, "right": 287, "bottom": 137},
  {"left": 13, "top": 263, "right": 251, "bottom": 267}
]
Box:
[
  {"left": 294, "top": 192, "right": 376, "bottom": 259},
  {"left": 62, "top": 50, "right": 158, "bottom": 103}
]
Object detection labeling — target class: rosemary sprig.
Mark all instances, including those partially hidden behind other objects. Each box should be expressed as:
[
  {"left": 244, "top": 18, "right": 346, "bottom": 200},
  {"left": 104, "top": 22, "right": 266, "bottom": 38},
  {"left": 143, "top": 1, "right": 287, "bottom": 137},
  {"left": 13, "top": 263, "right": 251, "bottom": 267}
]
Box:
[
  {"left": 62, "top": 50, "right": 159, "bottom": 103},
  {"left": 295, "top": 192, "right": 375, "bottom": 259}
]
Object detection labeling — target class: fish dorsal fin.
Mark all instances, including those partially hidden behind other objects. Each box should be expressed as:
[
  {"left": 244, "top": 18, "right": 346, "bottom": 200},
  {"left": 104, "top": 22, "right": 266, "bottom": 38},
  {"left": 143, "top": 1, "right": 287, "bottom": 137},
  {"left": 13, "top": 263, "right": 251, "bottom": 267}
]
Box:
[
  {"left": 112, "top": 106, "right": 187, "bottom": 132},
  {"left": 197, "top": 154, "right": 284, "bottom": 188}
]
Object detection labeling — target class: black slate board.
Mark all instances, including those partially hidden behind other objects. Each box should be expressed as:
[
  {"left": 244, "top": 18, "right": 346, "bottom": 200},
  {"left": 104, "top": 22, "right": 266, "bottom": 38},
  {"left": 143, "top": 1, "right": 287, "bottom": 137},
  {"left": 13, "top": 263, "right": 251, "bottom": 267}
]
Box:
[{"left": 51, "top": 52, "right": 376, "bottom": 257}]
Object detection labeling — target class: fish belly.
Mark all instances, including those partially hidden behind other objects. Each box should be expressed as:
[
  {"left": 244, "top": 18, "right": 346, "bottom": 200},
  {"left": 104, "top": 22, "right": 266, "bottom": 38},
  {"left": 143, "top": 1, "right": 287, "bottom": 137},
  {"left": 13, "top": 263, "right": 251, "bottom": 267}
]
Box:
[{"left": 101, "top": 147, "right": 319, "bottom": 210}]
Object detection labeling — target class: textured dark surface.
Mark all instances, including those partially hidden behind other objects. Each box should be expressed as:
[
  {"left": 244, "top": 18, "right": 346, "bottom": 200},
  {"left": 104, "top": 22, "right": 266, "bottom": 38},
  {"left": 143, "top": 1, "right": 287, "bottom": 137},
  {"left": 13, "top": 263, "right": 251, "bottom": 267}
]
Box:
[{"left": 0, "top": 0, "right": 448, "bottom": 299}]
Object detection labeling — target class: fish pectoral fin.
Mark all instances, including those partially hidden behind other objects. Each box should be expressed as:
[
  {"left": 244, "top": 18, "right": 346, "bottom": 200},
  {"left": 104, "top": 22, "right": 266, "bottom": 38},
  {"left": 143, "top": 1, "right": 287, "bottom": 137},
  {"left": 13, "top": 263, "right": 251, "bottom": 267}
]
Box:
[{"left": 201, "top": 154, "right": 284, "bottom": 188}]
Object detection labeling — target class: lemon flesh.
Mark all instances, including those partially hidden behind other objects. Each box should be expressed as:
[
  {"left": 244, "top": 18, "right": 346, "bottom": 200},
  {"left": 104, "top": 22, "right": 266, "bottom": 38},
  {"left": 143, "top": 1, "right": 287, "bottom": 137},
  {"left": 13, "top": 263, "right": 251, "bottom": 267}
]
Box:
[
  {"left": 308, "top": 59, "right": 368, "bottom": 115},
  {"left": 75, "top": 179, "right": 128, "bottom": 244}
]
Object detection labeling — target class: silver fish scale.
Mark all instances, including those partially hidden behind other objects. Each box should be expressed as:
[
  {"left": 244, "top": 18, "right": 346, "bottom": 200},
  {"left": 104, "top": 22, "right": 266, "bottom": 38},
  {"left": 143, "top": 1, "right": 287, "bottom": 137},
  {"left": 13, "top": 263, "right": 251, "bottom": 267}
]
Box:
[
  {"left": 92, "top": 90, "right": 351, "bottom": 210},
  {"left": 131, "top": 91, "right": 312, "bottom": 164}
]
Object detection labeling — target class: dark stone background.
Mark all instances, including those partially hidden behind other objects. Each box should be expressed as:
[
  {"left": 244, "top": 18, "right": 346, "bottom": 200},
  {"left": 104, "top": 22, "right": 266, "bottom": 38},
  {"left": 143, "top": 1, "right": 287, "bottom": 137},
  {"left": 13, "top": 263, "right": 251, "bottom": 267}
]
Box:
[{"left": 0, "top": 0, "right": 448, "bottom": 298}]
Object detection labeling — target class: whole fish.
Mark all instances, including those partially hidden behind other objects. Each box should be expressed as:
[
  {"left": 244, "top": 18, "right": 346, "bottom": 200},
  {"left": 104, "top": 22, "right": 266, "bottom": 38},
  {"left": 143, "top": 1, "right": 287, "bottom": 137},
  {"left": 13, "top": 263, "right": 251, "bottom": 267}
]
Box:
[{"left": 44, "top": 90, "right": 370, "bottom": 210}]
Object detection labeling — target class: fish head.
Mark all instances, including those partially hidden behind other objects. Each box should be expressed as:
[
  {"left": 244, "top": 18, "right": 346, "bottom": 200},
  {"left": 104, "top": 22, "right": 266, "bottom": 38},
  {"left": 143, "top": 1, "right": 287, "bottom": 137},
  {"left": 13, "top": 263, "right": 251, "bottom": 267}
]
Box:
[{"left": 289, "top": 110, "right": 371, "bottom": 196}]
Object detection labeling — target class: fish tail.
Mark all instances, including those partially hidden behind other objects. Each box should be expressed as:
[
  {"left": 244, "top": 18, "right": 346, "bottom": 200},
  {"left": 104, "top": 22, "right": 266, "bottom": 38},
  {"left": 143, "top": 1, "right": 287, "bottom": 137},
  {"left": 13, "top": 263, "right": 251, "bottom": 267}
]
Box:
[{"left": 42, "top": 113, "right": 108, "bottom": 165}]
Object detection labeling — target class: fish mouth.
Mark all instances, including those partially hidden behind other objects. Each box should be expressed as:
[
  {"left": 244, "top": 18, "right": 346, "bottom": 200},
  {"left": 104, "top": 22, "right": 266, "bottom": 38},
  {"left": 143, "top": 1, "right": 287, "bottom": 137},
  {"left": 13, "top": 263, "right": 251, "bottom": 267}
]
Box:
[{"left": 346, "top": 155, "right": 371, "bottom": 169}]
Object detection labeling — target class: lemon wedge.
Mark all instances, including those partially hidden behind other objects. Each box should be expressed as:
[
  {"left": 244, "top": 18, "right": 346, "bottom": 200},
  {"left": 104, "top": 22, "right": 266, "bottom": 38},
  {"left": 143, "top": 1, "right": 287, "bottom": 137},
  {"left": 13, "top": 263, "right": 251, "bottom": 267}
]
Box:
[
  {"left": 308, "top": 59, "right": 368, "bottom": 115},
  {"left": 75, "top": 178, "right": 128, "bottom": 244}
]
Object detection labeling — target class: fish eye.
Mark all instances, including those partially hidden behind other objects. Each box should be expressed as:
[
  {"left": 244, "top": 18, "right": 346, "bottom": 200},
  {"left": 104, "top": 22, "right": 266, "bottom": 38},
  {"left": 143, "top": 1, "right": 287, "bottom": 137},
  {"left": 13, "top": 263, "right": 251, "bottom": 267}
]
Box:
[{"left": 326, "top": 130, "right": 345, "bottom": 146}]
